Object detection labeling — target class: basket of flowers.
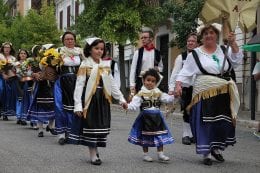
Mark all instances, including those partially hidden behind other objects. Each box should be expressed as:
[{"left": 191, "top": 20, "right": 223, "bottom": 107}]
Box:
[
  {"left": 39, "top": 48, "right": 63, "bottom": 81},
  {"left": 19, "top": 57, "right": 40, "bottom": 81}
]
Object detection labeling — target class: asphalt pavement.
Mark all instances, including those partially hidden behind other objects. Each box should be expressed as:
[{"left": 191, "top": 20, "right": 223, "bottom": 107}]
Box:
[{"left": 0, "top": 105, "right": 259, "bottom": 173}]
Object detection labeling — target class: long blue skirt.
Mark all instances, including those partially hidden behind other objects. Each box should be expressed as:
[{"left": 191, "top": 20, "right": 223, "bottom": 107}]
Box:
[
  {"left": 20, "top": 81, "right": 33, "bottom": 121},
  {"left": 0, "top": 75, "right": 4, "bottom": 112},
  {"left": 2, "top": 76, "right": 18, "bottom": 116},
  {"left": 190, "top": 101, "right": 236, "bottom": 155},
  {"left": 128, "top": 109, "right": 174, "bottom": 147},
  {"left": 54, "top": 77, "right": 73, "bottom": 134}
]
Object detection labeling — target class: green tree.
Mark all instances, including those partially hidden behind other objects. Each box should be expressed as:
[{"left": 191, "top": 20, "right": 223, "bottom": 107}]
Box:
[
  {"left": 4, "top": 1, "right": 62, "bottom": 51},
  {"left": 75, "top": 0, "right": 166, "bottom": 95},
  {"left": 164, "top": 0, "right": 204, "bottom": 49},
  {"left": 0, "top": 0, "right": 12, "bottom": 43}
]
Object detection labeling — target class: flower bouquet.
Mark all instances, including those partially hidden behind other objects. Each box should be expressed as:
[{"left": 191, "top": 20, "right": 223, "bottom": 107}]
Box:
[
  {"left": 18, "top": 57, "right": 40, "bottom": 81},
  {"left": 0, "top": 59, "right": 16, "bottom": 78},
  {"left": 39, "top": 48, "right": 63, "bottom": 81}
]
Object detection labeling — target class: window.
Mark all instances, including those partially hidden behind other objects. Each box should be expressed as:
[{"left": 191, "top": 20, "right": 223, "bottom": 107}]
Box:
[
  {"left": 67, "top": 5, "right": 71, "bottom": 28},
  {"left": 59, "top": 10, "right": 63, "bottom": 30}
]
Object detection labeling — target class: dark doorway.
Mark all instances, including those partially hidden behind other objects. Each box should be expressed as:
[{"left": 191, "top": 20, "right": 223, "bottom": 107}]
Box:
[{"left": 158, "top": 34, "right": 169, "bottom": 92}]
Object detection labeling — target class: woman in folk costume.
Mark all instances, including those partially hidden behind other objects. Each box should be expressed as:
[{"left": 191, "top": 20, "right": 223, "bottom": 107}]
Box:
[
  {"left": 174, "top": 25, "right": 243, "bottom": 166},
  {"left": 68, "top": 37, "right": 126, "bottom": 166},
  {"left": 28, "top": 44, "right": 58, "bottom": 137},
  {"left": 54, "top": 31, "right": 82, "bottom": 145},
  {"left": 122, "top": 68, "right": 174, "bottom": 162},
  {"left": 15, "top": 49, "right": 31, "bottom": 126},
  {"left": 0, "top": 42, "right": 18, "bottom": 121}
]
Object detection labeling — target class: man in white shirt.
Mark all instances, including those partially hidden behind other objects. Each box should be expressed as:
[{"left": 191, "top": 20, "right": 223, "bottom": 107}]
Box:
[
  {"left": 129, "top": 28, "right": 163, "bottom": 95},
  {"left": 168, "top": 33, "right": 198, "bottom": 145}
]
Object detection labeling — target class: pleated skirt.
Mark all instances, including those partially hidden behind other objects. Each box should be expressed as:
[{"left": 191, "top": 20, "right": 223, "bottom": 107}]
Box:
[
  {"left": 68, "top": 87, "right": 111, "bottom": 147},
  {"left": 128, "top": 109, "right": 174, "bottom": 147}
]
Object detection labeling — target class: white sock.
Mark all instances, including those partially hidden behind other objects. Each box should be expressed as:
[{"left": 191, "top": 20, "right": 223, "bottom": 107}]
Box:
[
  {"left": 89, "top": 147, "right": 98, "bottom": 161},
  {"left": 182, "top": 122, "right": 191, "bottom": 137},
  {"left": 203, "top": 153, "right": 211, "bottom": 159},
  {"left": 157, "top": 151, "right": 164, "bottom": 157},
  {"left": 213, "top": 149, "right": 220, "bottom": 154},
  {"left": 59, "top": 133, "right": 65, "bottom": 139}
]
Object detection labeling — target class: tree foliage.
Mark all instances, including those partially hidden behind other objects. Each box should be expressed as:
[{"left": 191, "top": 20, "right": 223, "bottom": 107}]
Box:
[
  {"left": 1, "top": 1, "right": 62, "bottom": 51},
  {"left": 76, "top": 0, "right": 166, "bottom": 44},
  {"left": 164, "top": 0, "right": 204, "bottom": 49},
  {"left": 75, "top": 0, "right": 167, "bottom": 95}
]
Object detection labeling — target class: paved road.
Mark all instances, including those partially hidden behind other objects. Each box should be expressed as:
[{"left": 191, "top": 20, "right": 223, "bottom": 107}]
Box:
[{"left": 0, "top": 107, "right": 259, "bottom": 173}]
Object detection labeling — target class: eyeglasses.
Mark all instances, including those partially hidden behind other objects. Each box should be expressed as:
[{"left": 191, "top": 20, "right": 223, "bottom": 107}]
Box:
[
  {"left": 64, "top": 38, "right": 75, "bottom": 41},
  {"left": 141, "top": 37, "right": 150, "bottom": 40}
]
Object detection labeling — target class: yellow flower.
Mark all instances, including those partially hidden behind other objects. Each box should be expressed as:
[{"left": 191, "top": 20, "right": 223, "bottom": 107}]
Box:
[
  {"left": 40, "top": 57, "right": 48, "bottom": 67},
  {"left": 0, "top": 59, "right": 7, "bottom": 66}
]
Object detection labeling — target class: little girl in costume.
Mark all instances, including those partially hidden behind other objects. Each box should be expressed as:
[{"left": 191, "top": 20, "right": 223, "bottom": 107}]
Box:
[
  {"left": 69, "top": 37, "right": 126, "bottom": 166},
  {"left": 122, "top": 68, "right": 174, "bottom": 162}
]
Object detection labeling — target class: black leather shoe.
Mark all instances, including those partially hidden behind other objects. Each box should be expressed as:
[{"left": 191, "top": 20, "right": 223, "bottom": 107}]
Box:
[
  {"left": 3, "top": 116, "right": 8, "bottom": 121},
  {"left": 38, "top": 131, "right": 44, "bottom": 137},
  {"left": 203, "top": 158, "right": 212, "bottom": 166},
  {"left": 91, "top": 159, "right": 102, "bottom": 166},
  {"left": 190, "top": 137, "right": 195, "bottom": 144},
  {"left": 46, "top": 125, "right": 57, "bottom": 135},
  {"left": 58, "top": 138, "right": 66, "bottom": 145},
  {"left": 211, "top": 150, "right": 225, "bottom": 162},
  {"left": 17, "top": 120, "right": 22, "bottom": 124},
  {"left": 182, "top": 136, "right": 191, "bottom": 145},
  {"left": 21, "top": 120, "right": 27, "bottom": 126}
]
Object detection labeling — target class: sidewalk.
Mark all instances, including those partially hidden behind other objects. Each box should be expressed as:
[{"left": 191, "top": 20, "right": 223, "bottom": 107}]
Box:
[{"left": 110, "top": 104, "right": 260, "bottom": 130}]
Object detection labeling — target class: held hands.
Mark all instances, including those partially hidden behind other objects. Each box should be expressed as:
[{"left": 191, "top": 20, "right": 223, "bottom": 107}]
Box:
[
  {"left": 74, "top": 111, "right": 83, "bottom": 117},
  {"left": 121, "top": 102, "right": 128, "bottom": 110}
]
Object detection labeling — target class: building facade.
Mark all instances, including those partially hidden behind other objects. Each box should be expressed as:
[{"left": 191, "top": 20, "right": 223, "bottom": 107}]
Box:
[{"left": 55, "top": 0, "right": 84, "bottom": 31}]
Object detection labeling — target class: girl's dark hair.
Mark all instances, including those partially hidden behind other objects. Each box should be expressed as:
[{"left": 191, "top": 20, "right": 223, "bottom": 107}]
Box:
[
  {"left": 142, "top": 68, "right": 160, "bottom": 83},
  {"left": 61, "top": 31, "right": 76, "bottom": 45},
  {"left": 17, "top": 49, "right": 29, "bottom": 61},
  {"left": 83, "top": 39, "right": 106, "bottom": 58},
  {"left": 0, "top": 42, "right": 15, "bottom": 56}
]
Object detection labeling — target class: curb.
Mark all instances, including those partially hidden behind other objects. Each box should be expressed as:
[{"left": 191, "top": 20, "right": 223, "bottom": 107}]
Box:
[{"left": 237, "top": 119, "right": 259, "bottom": 129}]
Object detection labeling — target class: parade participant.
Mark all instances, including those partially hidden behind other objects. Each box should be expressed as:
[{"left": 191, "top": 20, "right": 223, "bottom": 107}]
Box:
[
  {"left": 168, "top": 33, "right": 198, "bottom": 145},
  {"left": 123, "top": 68, "right": 174, "bottom": 162},
  {"left": 0, "top": 42, "right": 17, "bottom": 121},
  {"left": 129, "top": 28, "right": 163, "bottom": 95},
  {"left": 68, "top": 37, "right": 126, "bottom": 165},
  {"left": 54, "top": 31, "right": 82, "bottom": 145},
  {"left": 28, "top": 44, "right": 58, "bottom": 137},
  {"left": 16, "top": 49, "right": 30, "bottom": 125},
  {"left": 174, "top": 25, "right": 243, "bottom": 166},
  {"left": 102, "top": 44, "right": 121, "bottom": 88}
]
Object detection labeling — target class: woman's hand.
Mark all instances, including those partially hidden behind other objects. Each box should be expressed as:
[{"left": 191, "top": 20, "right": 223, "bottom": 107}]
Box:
[
  {"left": 32, "top": 72, "right": 42, "bottom": 81},
  {"left": 74, "top": 111, "right": 83, "bottom": 117},
  {"left": 227, "top": 32, "right": 239, "bottom": 53}
]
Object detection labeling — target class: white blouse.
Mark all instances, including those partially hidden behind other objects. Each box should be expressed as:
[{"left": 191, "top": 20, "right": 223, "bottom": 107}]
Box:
[
  {"left": 129, "top": 49, "right": 163, "bottom": 87},
  {"left": 128, "top": 89, "right": 174, "bottom": 111},
  {"left": 176, "top": 45, "right": 243, "bottom": 87}
]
